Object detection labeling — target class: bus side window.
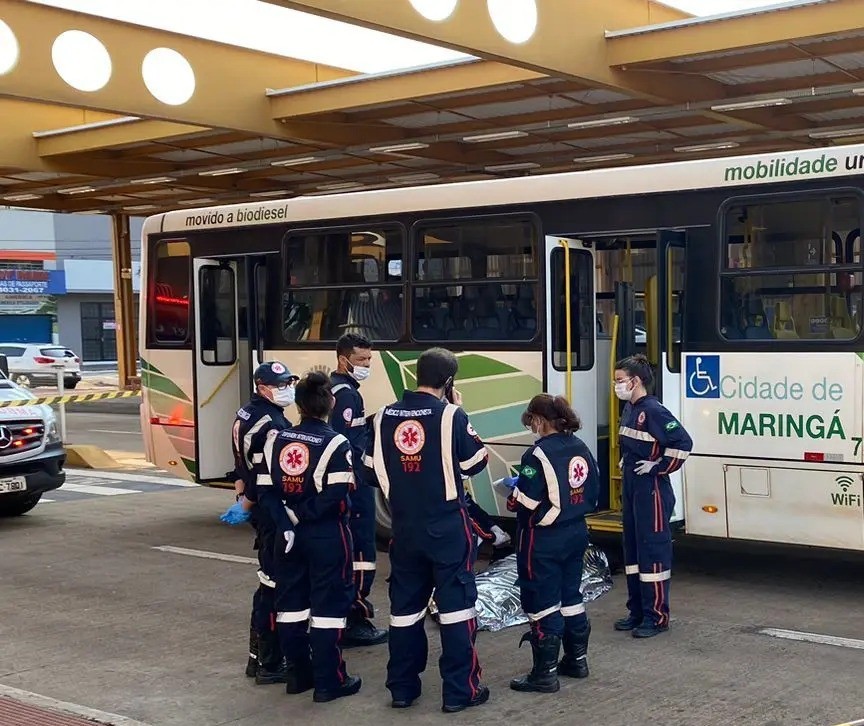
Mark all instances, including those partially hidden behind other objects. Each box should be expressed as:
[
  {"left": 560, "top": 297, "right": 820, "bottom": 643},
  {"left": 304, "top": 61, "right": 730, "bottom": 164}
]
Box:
[
  {"left": 198, "top": 265, "right": 237, "bottom": 365},
  {"left": 550, "top": 247, "right": 594, "bottom": 371},
  {"left": 149, "top": 239, "right": 191, "bottom": 347}
]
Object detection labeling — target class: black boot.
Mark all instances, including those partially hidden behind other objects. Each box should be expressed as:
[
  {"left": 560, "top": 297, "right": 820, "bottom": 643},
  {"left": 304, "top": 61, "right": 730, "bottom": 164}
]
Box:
[
  {"left": 245, "top": 627, "right": 259, "bottom": 678},
  {"left": 559, "top": 621, "right": 590, "bottom": 679},
  {"left": 255, "top": 630, "right": 290, "bottom": 685},
  {"left": 342, "top": 617, "right": 388, "bottom": 648},
  {"left": 285, "top": 656, "right": 315, "bottom": 695},
  {"left": 509, "top": 631, "right": 561, "bottom": 694},
  {"left": 614, "top": 614, "right": 642, "bottom": 631},
  {"left": 313, "top": 674, "right": 363, "bottom": 703}
]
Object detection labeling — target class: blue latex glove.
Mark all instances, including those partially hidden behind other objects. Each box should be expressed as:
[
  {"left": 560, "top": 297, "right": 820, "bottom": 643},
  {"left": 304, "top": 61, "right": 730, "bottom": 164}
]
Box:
[
  {"left": 492, "top": 476, "right": 519, "bottom": 498},
  {"left": 220, "top": 501, "right": 251, "bottom": 525}
]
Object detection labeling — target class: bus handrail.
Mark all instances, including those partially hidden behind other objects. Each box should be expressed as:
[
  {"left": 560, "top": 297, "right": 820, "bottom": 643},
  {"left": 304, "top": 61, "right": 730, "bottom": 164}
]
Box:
[{"left": 559, "top": 239, "right": 572, "bottom": 404}]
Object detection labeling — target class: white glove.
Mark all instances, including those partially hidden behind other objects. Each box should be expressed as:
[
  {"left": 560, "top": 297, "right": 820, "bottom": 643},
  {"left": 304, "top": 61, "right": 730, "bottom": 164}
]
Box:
[
  {"left": 475, "top": 534, "right": 483, "bottom": 548},
  {"left": 284, "top": 530, "right": 295, "bottom": 554},
  {"left": 490, "top": 525, "right": 511, "bottom": 547},
  {"left": 634, "top": 459, "right": 660, "bottom": 476},
  {"left": 618, "top": 458, "right": 623, "bottom": 471}
]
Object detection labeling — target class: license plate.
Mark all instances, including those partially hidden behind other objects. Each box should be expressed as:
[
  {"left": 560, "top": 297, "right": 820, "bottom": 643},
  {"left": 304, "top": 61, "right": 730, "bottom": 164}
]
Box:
[{"left": 0, "top": 477, "right": 26, "bottom": 494}]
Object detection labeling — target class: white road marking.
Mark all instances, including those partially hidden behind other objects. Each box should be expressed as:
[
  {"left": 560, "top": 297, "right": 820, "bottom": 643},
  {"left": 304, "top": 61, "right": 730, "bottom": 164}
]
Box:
[
  {"left": 153, "top": 545, "right": 257, "bottom": 565},
  {"left": 758, "top": 627, "right": 864, "bottom": 650},
  {"left": 0, "top": 683, "right": 153, "bottom": 726},
  {"left": 41, "top": 498, "right": 55, "bottom": 503},
  {"left": 68, "top": 469, "right": 196, "bottom": 487},
  {"left": 88, "top": 429, "right": 140, "bottom": 435},
  {"left": 61, "top": 483, "right": 141, "bottom": 496}
]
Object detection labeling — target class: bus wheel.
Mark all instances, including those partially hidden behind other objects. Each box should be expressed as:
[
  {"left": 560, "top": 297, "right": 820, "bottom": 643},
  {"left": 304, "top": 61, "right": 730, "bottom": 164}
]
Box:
[{"left": 374, "top": 489, "right": 392, "bottom": 550}]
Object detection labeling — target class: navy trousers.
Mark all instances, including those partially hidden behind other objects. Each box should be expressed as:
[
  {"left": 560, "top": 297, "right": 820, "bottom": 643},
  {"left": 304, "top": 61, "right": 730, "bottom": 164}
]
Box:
[
  {"left": 387, "top": 509, "right": 483, "bottom": 708},
  {"left": 349, "top": 483, "right": 377, "bottom": 622},
  {"left": 273, "top": 519, "right": 355, "bottom": 691},
  {"left": 516, "top": 522, "right": 589, "bottom": 638},
  {"left": 250, "top": 507, "right": 278, "bottom": 639},
  {"left": 622, "top": 474, "right": 674, "bottom": 628}
]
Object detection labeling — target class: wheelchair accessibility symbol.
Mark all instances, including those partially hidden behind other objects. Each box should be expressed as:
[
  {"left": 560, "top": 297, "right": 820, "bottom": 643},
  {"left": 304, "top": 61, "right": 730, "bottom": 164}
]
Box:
[{"left": 686, "top": 355, "right": 720, "bottom": 398}]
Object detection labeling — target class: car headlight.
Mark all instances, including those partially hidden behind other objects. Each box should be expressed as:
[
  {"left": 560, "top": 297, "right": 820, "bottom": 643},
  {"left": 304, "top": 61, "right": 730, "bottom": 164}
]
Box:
[{"left": 41, "top": 406, "right": 61, "bottom": 443}]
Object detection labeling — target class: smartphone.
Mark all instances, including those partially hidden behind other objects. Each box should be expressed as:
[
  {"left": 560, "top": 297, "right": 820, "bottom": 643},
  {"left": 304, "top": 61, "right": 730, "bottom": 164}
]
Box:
[{"left": 445, "top": 378, "right": 455, "bottom": 403}]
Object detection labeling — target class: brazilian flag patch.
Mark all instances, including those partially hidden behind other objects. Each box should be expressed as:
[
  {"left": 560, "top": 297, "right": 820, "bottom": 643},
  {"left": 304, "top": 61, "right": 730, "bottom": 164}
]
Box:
[
  {"left": 521, "top": 466, "right": 537, "bottom": 478},
  {"left": 665, "top": 421, "right": 679, "bottom": 431}
]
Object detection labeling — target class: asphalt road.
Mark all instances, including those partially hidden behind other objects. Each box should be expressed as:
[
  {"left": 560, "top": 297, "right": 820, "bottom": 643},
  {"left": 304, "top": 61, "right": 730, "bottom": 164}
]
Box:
[
  {"left": 1, "top": 478, "right": 863, "bottom": 726},
  {"left": 64, "top": 410, "right": 143, "bottom": 453}
]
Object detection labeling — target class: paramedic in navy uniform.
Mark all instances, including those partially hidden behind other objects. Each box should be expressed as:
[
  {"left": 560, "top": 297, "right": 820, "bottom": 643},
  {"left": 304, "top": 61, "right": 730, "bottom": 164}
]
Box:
[
  {"left": 613, "top": 354, "right": 693, "bottom": 638},
  {"left": 499, "top": 394, "right": 599, "bottom": 694},
  {"left": 364, "top": 347, "right": 491, "bottom": 713},
  {"left": 228, "top": 361, "right": 297, "bottom": 684},
  {"left": 259, "top": 372, "right": 362, "bottom": 703},
  {"left": 329, "top": 333, "right": 387, "bottom": 647}
]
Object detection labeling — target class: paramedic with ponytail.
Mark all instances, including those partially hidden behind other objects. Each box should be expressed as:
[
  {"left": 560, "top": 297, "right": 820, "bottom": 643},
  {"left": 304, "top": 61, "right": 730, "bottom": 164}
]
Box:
[{"left": 613, "top": 354, "right": 693, "bottom": 639}]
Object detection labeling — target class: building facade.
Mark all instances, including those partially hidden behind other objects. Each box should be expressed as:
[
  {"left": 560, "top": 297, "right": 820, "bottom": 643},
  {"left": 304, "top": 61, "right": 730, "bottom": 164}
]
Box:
[{"left": 0, "top": 209, "right": 144, "bottom": 363}]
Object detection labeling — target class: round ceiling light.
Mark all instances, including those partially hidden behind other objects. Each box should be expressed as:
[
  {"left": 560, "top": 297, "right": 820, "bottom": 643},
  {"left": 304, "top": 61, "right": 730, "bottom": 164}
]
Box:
[
  {"left": 142, "top": 48, "right": 196, "bottom": 105},
  {"left": 0, "top": 19, "right": 19, "bottom": 75},
  {"left": 408, "top": 0, "right": 458, "bottom": 22},
  {"left": 487, "top": 0, "right": 538, "bottom": 44},
  {"left": 52, "top": 30, "right": 112, "bottom": 92}
]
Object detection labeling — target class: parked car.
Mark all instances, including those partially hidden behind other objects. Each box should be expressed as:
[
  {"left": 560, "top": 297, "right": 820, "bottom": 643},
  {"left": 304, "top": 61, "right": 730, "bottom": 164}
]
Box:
[
  {"left": 0, "top": 373, "right": 65, "bottom": 517},
  {"left": 0, "top": 343, "right": 82, "bottom": 389}
]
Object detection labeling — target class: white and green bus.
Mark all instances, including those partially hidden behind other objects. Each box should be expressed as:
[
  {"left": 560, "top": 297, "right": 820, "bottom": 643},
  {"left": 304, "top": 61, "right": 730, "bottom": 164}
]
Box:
[{"left": 139, "top": 143, "right": 864, "bottom": 551}]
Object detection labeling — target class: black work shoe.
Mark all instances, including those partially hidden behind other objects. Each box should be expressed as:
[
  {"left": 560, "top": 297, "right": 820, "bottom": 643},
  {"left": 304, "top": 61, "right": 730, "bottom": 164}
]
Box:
[
  {"left": 255, "top": 660, "right": 291, "bottom": 685},
  {"left": 245, "top": 655, "right": 258, "bottom": 678},
  {"left": 614, "top": 615, "right": 642, "bottom": 631},
  {"left": 391, "top": 696, "right": 416, "bottom": 709},
  {"left": 632, "top": 623, "right": 669, "bottom": 639},
  {"left": 313, "top": 675, "right": 362, "bottom": 703},
  {"left": 442, "top": 685, "right": 490, "bottom": 713},
  {"left": 285, "top": 666, "right": 314, "bottom": 694},
  {"left": 342, "top": 619, "right": 388, "bottom": 649}
]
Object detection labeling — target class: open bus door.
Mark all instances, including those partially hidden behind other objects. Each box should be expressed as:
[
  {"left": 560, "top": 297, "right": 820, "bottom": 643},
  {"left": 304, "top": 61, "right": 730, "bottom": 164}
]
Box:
[
  {"left": 192, "top": 258, "right": 241, "bottom": 482},
  {"left": 544, "top": 236, "right": 598, "bottom": 463}
]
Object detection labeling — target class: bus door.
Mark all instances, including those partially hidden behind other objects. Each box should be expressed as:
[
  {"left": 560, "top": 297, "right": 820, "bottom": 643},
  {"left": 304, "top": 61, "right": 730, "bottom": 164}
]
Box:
[
  {"left": 657, "top": 229, "right": 686, "bottom": 522},
  {"left": 247, "top": 254, "right": 278, "bottom": 384},
  {"left": 192, "top": 258, "right": 241, "bottom": 482},
  {"left": 544, "top": 236, "right": 598, "bottom": 459}
]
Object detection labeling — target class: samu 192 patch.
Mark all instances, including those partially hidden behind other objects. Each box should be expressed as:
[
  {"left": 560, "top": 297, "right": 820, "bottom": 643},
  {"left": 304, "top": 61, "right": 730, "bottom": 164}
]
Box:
[
  {"left": 665, "top": 420, "right": 679, "bottom": 431},
  {"left": 521, "top": 465, "right": 537, "bottom": 478}
]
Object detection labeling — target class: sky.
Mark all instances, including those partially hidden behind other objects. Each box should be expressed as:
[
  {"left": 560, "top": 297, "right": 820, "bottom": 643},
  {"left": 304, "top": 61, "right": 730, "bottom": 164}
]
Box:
[{"left": 30, "top": 0, "right": 782, "bottom": 74}]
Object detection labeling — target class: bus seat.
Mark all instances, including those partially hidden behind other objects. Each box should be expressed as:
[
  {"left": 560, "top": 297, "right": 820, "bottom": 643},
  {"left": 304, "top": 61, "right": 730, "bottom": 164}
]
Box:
[
  {"left": 772, "top": 301, "right": 799, "bottom": 339},
  {"left": 743, "top": 298, "right": 771, "bottom": 339},
  {"left": 829, "top": 295, "right": 857, "bottom": 339}
]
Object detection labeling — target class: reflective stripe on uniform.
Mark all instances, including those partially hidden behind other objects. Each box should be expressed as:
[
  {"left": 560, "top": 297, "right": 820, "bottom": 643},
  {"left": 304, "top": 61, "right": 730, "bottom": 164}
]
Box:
[
  {"left": 624, "top": 564, "right": 639, "bottom": 575},
  {"left": 372, "top": 408, "right": 391, "bottom": 499},
  {"left": 312, "top": 433, "right": 348, "bottom": 493},
  {"left": 363, "top": 454, "right": 375, "bottom": 468},
  {"left": 526, "top": 603, "right": 561, "bottom": 622},
  {"left": 350, "top": 417, "right": 366, "bottom": 428},
  {"left": 243, "top": 415, "right": 272, "bottom": 468},
  {"left": 285, "top": 506, "right": 299, "bottom": 526},
  {"left": 310, "top": 616, "right": 347, "bottom": 629},
  {"left": 513, "top": 487, "right": 540, "bottom": 510},
  {"left": 251, "top": 453, "right": 263, "bottom": 464},
  {"left": 257, "top": 570, "right": 276, "bottom": 588},
  {"left": 561, "top": 603, "right": 586, "bottom": 617},
  {"left": 331, "top": 383, "right": 350, "bottom": 395},
  {"left": 327, "top": 472, "right": 355, "bottom": 486},
  {"left": 256, "top": 473, "right": 271, "bottom": 487},
  {"left": 262, "top": 429, "right": 278, "bottom": 475},
  {"left": 639, "top": 569, "right": 671, "bottom": 582},
  {"left": 619, "top": 426, "right": 656, "bottom": 442},
  {"left": 276, "top": 609, "right": 310, "bottom": 623},
  {"left": 441, "top": 404, "right": 458, "bottom": 502},
  {"left": 533, "top": 446, "right": 561, "bottom": 527},
  {"left": 390, "top": 609, "right": 427, "bottom": 627},
  {"left": 459, "top": 447, "right": 488, "bottom": 473},
  {"left": 438, "top": 607, "right": 477, "bottom": 625},
  {"left": 353, "top": 561, "right": 376, "bottom": 571},
  {"left": 664, "top": 448, "right": 689, "bottom": 460}
]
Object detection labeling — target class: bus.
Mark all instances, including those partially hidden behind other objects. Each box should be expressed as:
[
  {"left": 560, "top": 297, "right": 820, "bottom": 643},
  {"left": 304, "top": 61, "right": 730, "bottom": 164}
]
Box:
[{"left": 139, "top": 142, "right": 864, "bottom": 552}]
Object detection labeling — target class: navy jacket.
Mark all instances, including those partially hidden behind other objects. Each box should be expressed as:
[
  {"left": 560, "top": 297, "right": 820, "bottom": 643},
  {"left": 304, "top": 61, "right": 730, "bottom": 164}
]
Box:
[
  {"left": 329, "top": 372, "right": 368, "bottom": 486},
  {"left": 509, "top": 432, "right": 600, "bottom": 529},
  {"left": 259, "top": 418, "right": 354, "bottom": 537},
  {"left": 230, "top": 394, "right": 290, "bottom": 502},
  {"left": 619, "top": 396, "right": 693, "bottom": 479},
  {"left": 363, "top": 391, "right": 489, "bottom": 536}
]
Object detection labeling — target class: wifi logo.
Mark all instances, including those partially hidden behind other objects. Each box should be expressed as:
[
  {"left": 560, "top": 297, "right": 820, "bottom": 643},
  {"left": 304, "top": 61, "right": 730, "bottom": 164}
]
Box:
[{"left": 836, "top": 475, "right": 854, "bottom": 492}]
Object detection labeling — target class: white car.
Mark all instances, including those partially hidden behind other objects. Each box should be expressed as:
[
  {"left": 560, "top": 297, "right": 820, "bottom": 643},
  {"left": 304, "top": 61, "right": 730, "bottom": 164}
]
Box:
[{"left": 0, "top": 344, "right": 82, "bottom": 389}]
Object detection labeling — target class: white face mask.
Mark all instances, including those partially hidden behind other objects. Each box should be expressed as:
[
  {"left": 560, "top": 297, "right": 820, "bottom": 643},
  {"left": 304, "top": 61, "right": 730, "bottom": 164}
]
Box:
[
  {"left": 614, "top": 381, "right": 633, "bottom": 401},
  {"left": 350, "top": 365, "right": 371, "bottom": 383},
  {"left": 272, "top": 386, "right": 296, "bottom": 408}
]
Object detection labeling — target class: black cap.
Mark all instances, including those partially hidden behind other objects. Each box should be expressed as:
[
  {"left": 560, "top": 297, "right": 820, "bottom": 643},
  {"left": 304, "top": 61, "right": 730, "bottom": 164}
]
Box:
[{"left": 253, "top": 361, "right": 298, "bottom": 386}]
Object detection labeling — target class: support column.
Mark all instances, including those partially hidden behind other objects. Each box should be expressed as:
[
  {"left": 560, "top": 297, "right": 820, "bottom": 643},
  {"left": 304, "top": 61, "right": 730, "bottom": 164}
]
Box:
[{"left": 111, "top": 213, "right": 138, "bottom": 390}]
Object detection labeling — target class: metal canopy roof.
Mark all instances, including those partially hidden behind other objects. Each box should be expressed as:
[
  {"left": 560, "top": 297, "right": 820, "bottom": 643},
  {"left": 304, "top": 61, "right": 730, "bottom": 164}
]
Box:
[{"left": 2, "top": 0, "right": 864, "bottom": 215}]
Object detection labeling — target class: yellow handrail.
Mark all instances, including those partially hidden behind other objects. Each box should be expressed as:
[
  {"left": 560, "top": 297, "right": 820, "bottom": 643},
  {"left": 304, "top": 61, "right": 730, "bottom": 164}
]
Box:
[{"left": 559, "top": 239, "right": 572, "bottom": 404}]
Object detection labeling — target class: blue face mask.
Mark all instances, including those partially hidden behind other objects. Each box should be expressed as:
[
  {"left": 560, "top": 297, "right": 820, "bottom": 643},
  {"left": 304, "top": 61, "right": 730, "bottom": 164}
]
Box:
[{"left": 272, "top": 386, "right": 295, "bottom": 408}]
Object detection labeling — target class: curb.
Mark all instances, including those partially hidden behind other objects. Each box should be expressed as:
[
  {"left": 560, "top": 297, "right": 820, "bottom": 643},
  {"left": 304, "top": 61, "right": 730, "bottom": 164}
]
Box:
[{"left": 65, "top": 445, "right": 126, "bottom": 470}]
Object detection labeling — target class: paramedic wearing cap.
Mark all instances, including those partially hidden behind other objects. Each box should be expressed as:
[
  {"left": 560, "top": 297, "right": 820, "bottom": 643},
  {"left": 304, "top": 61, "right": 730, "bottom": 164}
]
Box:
[
  {"left": 364, "top": 347, "right": 490, "bottom": 713},
  {"left": 230, "top": 361, "right": 297, "bottom": 683},
  {"left": 329, "top": 333, "right": 387, "bottom": 648},
  {"left": 613, "top": 354, "right": 693, "bottom": 639}
]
